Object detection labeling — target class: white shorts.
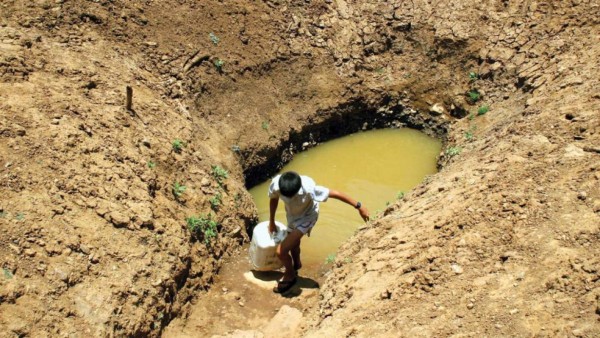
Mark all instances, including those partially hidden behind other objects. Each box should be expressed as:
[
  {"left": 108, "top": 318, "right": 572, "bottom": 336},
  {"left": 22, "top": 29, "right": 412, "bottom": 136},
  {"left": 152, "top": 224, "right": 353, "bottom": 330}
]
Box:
[{"left": 287, "top": 216, "right": 318, "bottom": 236}]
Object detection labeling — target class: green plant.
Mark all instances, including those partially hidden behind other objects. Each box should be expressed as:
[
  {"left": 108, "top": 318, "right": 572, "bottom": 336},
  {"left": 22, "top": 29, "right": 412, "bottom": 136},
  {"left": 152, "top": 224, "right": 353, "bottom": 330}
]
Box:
[
  {"left": 211, "top": 165, "right": 228, "bottom": 186},
  {"left": 147, "top": 161, "right": 156, "bottom": 169},
  {"left": 468, "top": 90, "right": 481, "bottom": 102},
  {"left": 397, "top": 191, "right": 405, "bottom": 200},
  {"left": 0, "top": 211, "right": 6, "bottom": 218},
  {"left": 325, "top": 253, "right": 336, "bottom": 264},
  {"left": 465, "top": 125, "right": 477, "bottom": 141},
  {"left": 187, "top": 214, "right": 218, "bottom": 244},
  {"left": 445, "top": 147, "right": 462, "bottom": 157},
  {"left": 344, "top": 257, "right": 353, "bottom": 264},
  {"left": 173, "top": 181, "right": 186, "bottom": 198},
  {"left": 261, "top": 120, "right": 270, "bottom": 131},
  {"left": 209, "top": 32, "right": 219, "bottom": 45},
  {"left": 465, "top": 130, "right": 474, "bottom": 141},
  {"left": 3, "top": 268, "right": 13, "bottom": 279},
  {"left": 468, "top": 112, "right": 475, "bottom": 121},
  {"left": 375, "top": 67, "right": 385, "bottom": 74},
  {"left": 15, "top": 213, "right": 25, "bottom": 221},
  {"left": 214, "top": 59, "right": 224, "bottom": 72},
  {"left": 172, "top": 139, "right": 185, "bottom": 153},
  {"left": 477, "top": 105, "right": 489, "bottom": 115},
  {"left": 469, "top": 71, "right": 479, "bottom": 81},
  {"left": 210, "top": 192, "right": 222, "bottom": 211}
]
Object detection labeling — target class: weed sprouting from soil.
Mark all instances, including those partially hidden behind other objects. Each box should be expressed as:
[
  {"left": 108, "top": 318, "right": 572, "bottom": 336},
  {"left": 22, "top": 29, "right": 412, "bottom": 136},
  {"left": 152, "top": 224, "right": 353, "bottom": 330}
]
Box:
[
  {"left": 209, "top": 32, "right": 219, "bottom": 45},
  {"left": 477, "top": 105, "right": 490, "bottom": 115},
  {"left": 214, "top": 59, "right": 224, "bottom": 72},
  {"left": 147, "top": 161, "right": 156, "bottom": 169},
  {"left": 446, "top": 147, "right": 462, "bottom": 157},
  {"left": 173, "top": 181, "right": 187, "bottom": 198},
  {"left": 3, "top": 268, "right": 13, "bottom": 279},
  {"left": 15, "top": 213, "right": 25, "bottom": 221},
  {"left": 469, "top": 71, "right": 479, "bottom": 81},
  {"left": 187, "top": 214, "right": 218, "bottom": 244},
  {"left": 210, "top": 192, "right": 222, "bottom": 211},
  {"left": 325, "top": 253, "right": 336, "bottom": 264},
  {"left": 468, "top": 90, "right": 481, "bottom": 103},
  {"left": 261, "top": 120, "right": 270, "bottom": 131},
  {"left": 397, "top": 191, "right": 405, "bottom": 200},
  {"left": 172, "top": 139, "right": 185, "bottom": 153},
  {"left": 465, "top": 126, "right": 477, "bottom": 141},
  {"left": 211, "top": 165, "right": 228, "bottom": 186}
]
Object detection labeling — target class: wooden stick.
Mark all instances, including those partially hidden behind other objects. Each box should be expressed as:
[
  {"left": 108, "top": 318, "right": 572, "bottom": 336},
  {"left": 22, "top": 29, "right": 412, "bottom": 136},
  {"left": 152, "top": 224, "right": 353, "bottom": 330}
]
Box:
[{"left": 126, "top": 86, "right": 133, "bottom": 111}]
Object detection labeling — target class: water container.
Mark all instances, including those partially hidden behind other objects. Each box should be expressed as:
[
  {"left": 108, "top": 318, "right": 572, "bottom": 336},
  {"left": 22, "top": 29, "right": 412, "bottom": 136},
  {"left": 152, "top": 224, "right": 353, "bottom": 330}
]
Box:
[{"left": 249, "top": 221, "right": 287, "bottom": 271}]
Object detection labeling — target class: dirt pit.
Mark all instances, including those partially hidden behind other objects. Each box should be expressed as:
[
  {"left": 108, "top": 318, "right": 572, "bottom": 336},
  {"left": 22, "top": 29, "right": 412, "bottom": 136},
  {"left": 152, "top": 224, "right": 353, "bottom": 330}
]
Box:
[{"left": 1, "top": 0, "right": 599, "bottom": 337}]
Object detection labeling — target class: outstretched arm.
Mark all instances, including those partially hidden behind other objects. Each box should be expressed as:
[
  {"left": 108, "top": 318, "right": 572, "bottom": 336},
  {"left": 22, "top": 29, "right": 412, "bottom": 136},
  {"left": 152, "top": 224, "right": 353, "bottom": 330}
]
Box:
[
  {"left": 328, "top": 190, "right": 370, "bottom": 221},
  {"left": 268, "top": 197, "right": 279, "bottom": 233}
]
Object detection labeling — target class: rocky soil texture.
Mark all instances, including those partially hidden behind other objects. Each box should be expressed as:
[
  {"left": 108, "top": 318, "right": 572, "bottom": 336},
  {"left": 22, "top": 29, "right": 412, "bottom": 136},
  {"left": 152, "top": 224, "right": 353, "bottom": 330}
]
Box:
[{"left": 1, "top": 0, "right": 599, "bottom": 337}]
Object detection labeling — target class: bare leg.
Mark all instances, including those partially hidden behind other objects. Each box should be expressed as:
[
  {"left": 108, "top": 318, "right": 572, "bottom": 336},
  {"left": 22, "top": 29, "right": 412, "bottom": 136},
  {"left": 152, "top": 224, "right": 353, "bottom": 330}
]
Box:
[
  {"left": 276, "top": 229, "right": 304, "bottom": 281},
  {"left": 291, "top": 240, "right": 302, "bottom": 271}
]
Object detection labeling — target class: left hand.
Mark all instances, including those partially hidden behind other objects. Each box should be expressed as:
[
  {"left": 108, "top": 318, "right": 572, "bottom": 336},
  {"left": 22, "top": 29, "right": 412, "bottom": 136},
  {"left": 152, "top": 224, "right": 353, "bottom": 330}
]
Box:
[{"left": 358, "top": 206, "right": 370, "bottom": 222}]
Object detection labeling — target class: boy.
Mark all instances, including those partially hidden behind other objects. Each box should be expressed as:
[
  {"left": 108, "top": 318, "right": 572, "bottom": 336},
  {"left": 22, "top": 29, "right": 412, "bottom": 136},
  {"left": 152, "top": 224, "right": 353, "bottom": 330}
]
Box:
[{"left": 268, "top": 171, "right": 370, "bottom": 293}]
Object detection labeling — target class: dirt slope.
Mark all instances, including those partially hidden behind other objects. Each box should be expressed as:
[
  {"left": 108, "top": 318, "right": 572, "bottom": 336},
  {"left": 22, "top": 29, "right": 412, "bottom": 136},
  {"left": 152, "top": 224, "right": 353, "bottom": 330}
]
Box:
[{"left": 1, "top": 0, "right": 599, "bottom": 337}]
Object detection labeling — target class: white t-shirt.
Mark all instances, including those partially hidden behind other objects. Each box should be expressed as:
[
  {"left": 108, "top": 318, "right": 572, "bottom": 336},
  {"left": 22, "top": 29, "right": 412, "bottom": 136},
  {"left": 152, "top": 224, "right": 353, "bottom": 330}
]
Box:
[{"left": 268, "top": 175, "right": 330, "bottom": 227}]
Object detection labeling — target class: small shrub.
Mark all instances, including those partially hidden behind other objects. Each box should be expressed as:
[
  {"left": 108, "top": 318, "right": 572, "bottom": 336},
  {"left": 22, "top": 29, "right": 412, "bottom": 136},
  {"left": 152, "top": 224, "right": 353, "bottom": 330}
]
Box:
[
  {"left": 468, "top": 90, "right": 480, "bottom": 102},
  {"left": 210, "top": 192, "right": 222, "bottom": 211},
  {"left": 147, "top": 161, "right": 156, "bottom": 169},
  {"left": 209, "top": 32, "right": 220, "bottom": 45},
  {"left": 187, "top": 214, "right": 218, "bottom": 244},
  {"left": 465, "top": 126, "right": 477, "bottom": 141},
  {"left": 172, "top": 139, "right": 185, "bottom": 153},
  {"left": 3, "top": 268, "right": 13, "bottom": 279},
  {"left": 211, "top": 165, "right": 228, "bottom": 186},
  {"left": 465, "top": 130, "right": 474, "bottom": 141},
  {"left": 469, "top": 71, "right": 479, "bottom": 81},
  {"left": 468, "top": 113, "right": 475, "bottom": 121},
  {"left": 214, "top": 59, "right": 224, "bottom": 72},
  {"left": 477, "top": 105, "right": 489, "bottom": 115},
  {"left": 468, "top": 90, "right": 481, "bottom": 102},
  {"left": 445, "top": 147, "right": 462, "bottom": 157},
  {"left": 261, "top": 120, "right": 269, "bottom": 131},
  {"left": 397, "top": 191, "right": 405, "bottom": 200},
  {"left": 325, "top": 253, "right": 336, "bottom": 264},
  {"left": 173, "top": 181, "right": 186, "bottom": 198}
]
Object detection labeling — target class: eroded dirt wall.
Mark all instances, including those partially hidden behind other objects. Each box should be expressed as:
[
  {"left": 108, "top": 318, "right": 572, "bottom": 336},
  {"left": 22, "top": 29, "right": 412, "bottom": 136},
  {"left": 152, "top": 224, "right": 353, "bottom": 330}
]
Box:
[
  {"left": 304, "top": 0, "right": 600, "bottom": 336},
  {"left": 1, "top": 0, "right": 599, "bottom": 337}
]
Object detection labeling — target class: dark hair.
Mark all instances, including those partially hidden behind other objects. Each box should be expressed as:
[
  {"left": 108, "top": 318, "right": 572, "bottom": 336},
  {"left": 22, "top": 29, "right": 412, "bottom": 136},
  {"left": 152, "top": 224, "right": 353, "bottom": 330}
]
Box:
[{"left": 279, "top": 171, "right": 301, "bottom": 197}]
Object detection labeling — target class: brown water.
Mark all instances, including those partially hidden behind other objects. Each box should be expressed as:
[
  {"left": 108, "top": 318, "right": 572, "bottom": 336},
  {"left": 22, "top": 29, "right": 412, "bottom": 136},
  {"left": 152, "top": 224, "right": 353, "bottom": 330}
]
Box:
[{"left": 249, "top": 128, "right": 441, "bottom": 273}]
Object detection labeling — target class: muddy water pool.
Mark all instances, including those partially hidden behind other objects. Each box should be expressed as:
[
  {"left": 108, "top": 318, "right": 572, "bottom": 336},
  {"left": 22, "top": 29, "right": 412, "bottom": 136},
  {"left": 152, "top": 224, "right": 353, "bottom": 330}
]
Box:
[{"left": 249, "top": 128, "right": 441, "bottom": 273}]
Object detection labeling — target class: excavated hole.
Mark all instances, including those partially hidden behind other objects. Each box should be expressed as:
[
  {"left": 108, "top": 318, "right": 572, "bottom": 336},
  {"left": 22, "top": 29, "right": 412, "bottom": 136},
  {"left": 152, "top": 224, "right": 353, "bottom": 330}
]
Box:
[{"left": 240, "top": 96, "right": 449, "bottom": 190}]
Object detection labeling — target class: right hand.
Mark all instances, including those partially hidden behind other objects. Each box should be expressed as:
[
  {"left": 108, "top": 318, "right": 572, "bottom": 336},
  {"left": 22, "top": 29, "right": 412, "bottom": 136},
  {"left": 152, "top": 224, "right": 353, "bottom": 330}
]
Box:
[{"left": 268, "top": 221, "right": 276, "bottom": 234}]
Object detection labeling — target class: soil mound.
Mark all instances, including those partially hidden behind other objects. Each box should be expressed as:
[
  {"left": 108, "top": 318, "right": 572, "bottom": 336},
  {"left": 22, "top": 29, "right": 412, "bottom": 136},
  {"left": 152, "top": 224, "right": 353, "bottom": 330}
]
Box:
[{"left": 1, "top": 0, "right": 598, "bottom": 337}]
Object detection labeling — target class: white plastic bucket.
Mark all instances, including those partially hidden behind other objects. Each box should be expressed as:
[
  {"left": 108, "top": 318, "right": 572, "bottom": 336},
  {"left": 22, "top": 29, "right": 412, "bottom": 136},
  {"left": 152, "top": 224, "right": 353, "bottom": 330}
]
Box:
[{"left": 249, "top": 221, "right": 287, "bottom": 271}]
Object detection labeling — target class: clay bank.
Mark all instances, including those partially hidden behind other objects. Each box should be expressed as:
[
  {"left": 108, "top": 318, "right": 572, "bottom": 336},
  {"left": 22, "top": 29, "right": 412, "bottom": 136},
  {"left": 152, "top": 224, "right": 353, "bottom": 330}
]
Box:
[{"left": 1, "top": 1, "right": 599, "bottom": 337}]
